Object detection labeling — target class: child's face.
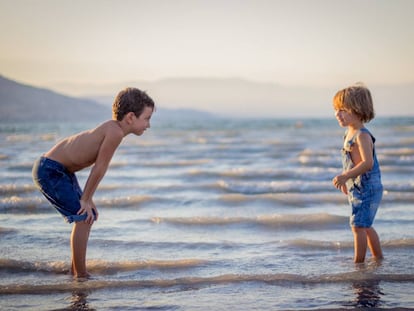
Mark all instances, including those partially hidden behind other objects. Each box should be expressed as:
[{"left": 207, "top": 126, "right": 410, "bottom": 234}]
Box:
[
  {"left": 334, "top": 108, "right": 360, "bottom": 128},
  {"left": 132, "top": 106, "right": 153, "bottom": 135}
]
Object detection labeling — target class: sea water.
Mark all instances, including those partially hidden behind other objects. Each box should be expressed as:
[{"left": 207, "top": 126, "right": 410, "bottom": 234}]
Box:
[{"left": 1, "top": 117, "right": 413, "bottom": 310}]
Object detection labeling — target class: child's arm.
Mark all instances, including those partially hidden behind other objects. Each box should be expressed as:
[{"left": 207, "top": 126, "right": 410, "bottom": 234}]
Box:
[
  {"left": 343, "top": 132, "right": 374, "bottom": 179},
  {"left": 78, "top": 130, "right": 123, "bottom": 224},
  {"left": 333, "top": 132, "right": 374, "bottom": 190}
]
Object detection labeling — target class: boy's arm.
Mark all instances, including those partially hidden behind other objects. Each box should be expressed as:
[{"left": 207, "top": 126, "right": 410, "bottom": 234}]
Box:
[{"left": 78, "top": 130, "right": 123, "bottom": 224}]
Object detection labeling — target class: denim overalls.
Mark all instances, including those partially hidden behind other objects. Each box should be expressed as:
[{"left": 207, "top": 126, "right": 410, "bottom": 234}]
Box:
[{"left": 342, "top": 127, "right": 383, "bottom": 228}]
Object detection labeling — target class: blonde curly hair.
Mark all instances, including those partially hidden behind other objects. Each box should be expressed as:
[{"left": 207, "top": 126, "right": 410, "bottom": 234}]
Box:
[{"left": 333, "top": 83, "right": 375, "bottom": 123}]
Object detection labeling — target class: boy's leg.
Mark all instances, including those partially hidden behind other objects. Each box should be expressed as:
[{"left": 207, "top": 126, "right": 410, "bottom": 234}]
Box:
[
  {"left": 71, "top": 221, "right": 92, "bottom": 278},
  {"left": 352, "top": 226, "right": 367, "bottom": 263},
  {"left": 366, "top": 227, "right": 383, "bottom": 260}
]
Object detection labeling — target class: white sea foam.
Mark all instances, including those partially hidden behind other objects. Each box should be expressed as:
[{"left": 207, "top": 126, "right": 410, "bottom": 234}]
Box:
[
  {"left": 151, "top": 213, "right": 347, "bottom": 229},
  {"left": 1, "top": 272, "right": 413, "bottom": 295}
]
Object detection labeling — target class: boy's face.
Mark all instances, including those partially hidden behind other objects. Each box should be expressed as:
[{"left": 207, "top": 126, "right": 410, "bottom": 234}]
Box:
[{"left": 132, "top": 106, "right": 153, "bottom": 135}]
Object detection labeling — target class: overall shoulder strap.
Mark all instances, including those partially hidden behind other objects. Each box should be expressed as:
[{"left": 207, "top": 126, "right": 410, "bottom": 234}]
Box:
[{"left": 359, "top": 127, "right": 376, "bottom": 144}]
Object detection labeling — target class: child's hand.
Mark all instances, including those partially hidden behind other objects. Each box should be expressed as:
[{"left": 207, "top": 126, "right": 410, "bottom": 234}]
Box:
[{"left": 332, "top": 174, "right": 348, "bottom": 193}]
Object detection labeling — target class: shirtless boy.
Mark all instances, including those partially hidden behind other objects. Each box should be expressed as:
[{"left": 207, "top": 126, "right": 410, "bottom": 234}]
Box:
[{"left": 32, "top": 87, "right": 155, "bottom": 278}]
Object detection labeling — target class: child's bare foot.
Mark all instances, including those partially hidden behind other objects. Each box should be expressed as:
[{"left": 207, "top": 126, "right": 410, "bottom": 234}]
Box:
[{"left": 74, "top": 272, "right": 91, "bottom": 280}]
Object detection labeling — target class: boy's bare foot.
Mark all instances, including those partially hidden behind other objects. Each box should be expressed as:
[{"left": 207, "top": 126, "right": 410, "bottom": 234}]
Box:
[{"left": 74, "top": 272, "right": 91, "bottom": 280}]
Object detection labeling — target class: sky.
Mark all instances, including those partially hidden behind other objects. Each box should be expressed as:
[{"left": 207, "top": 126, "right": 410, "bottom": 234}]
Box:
[{"left": 1, "top": 0, "right": 413, "bottom": 117}]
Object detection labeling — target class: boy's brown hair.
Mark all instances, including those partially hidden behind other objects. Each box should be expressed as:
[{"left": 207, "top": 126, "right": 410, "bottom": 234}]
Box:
[
  {"left": 333, "top": 83, "right": 375, "bottom": 123},
  {"left": 112, "top": 87, "right": 155, "bottom": 121}
]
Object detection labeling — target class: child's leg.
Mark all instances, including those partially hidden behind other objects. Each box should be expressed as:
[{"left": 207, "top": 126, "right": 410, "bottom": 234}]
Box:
[
  {"left": 71, "top": 221, "right": 92, "bottom": 278},
  {"left": 352, "top": 226, "right": 368, "bottom": 263},
  {"left": 366, "top": 227, "right": 383, "bottom": 260}
]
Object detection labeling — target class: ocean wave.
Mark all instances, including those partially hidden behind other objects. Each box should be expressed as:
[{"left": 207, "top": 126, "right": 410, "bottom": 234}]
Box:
[
  {"left": 6, "top": 163, "right": 34, "bottom": 172},
  {"left": 96, "top": 195, "right": 152, "bottom": 208},
  {"left": 382, "top": 238, "right": 414, "bottom": 248},
  {"left": 0, "top": 184, "right": 37, "bottom": 195},
  {"left": 2, "top": 191, "right": 411, "bottom": 213},
  {"left": 0, "top": 194, "right": 155, "bottom": 211},
  {"left": 188, "top": 167, "right": 334, "bottom": 181},
  {"left": 0, "top": 196, "right": 44, "bottom": 210},
  {"left": 0, "top": 258, "right": 69, "bottom": 274},
  {"left": 217, "top": 180, "right": 330, "bottom": 194},
  {"left": 287, "top": 239, "right": 353, "bottom": 249},
  {"left": 380, "top": 158, "right": 414, "bottom": 168},
  {"left": 109, "top": 159, "right": 211, "bottom": 169},
  {"left": 382, "top": 165, "right": 414, "bottom": 174},
  {"left": 144, "top": 159, "right": 211, "bottom": 168},
  {"left": 0, "top": 258, "right": 207, "bottom": 276},
  {"left": 4, "top": 133, "right": 58, "bottom": 142},
  {"left": 88, "top": 259, "right": 207, "bottom": 274},
  {"left": 378, "top": 148, "right": 414, "bottom": 167},
  {"left": 5, "top": 134, "right": 34, "bottom": 142},
  {"left": 92, "top": 238, "right": 244, "bottom": 252},
  {"left": 1, "top": 272, "right": 413, "bottom": 295},
  {"left": 151, "top": 213, "right": 347, "bottom": 230},
  {"left": 0, "top": 226, "right": 17, "bottom": 235},
  {"left": 83, "top": 237, "right": 414, "bottom": 253},
  {"left": 381, "top": 148, "right": 414, "bottom": 157},
  {"left": 217, "top": 191, "right": 414, "bottom": 206},
  {"left": 297, "top": 150, "right": 339, "bottom": 167},
  {"left": 383, "top": 182, "right": 414, "bottom": 192},
  {"left": 218, "top": 192, "right": 345, "bottom": 206},
  {"left": 188, "top": 168, "right": 293, "bottom": 180},
  {"left": 382, "top": 191, "right": 414, "bottom": 203},
  {"left": 286, "top": 238, "right": 414, "bottom": 250}
]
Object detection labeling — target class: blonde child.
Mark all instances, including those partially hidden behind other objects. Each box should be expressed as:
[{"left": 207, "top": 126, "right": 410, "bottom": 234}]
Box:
[
  {"left": 332, "top": 83, "right": 383, "bottom": 263},
  {"left": 33, "top": 87, "right": 155, "bottom": 277}
]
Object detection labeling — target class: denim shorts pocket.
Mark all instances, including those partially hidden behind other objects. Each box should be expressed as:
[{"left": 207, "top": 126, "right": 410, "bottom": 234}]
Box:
[{"left": 50, "top": 171, "right": 72, "bottom": 201}]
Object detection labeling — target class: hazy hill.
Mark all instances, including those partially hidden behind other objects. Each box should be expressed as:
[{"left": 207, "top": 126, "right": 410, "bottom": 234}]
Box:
[
  {"left": 2, "top": 74, "right": 412, "bottom": 121},
  {"left": 0, "top": 75, "right": 110, "bottom": 122},
  {"left": 0, "top": 75, "right": 217, "bottom": 123},
  {"left": 54, "top": 78, "right": 335, "bottom": 118}
]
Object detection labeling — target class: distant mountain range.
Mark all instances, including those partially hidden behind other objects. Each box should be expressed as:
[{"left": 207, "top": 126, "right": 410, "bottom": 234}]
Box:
[
  {"left": 49, "top": 77, "right": 414, "bottom": 118},
  {"left": 1, "top": 74, "right": 412, "bottom": 121},
  {"left": 0, "top": 75, "right": 214, "bottom": 122}
]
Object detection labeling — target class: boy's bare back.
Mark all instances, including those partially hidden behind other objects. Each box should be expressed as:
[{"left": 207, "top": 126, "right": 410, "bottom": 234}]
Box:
[{"left": 44, "top": 120, "right": 124, "bottom": 173}]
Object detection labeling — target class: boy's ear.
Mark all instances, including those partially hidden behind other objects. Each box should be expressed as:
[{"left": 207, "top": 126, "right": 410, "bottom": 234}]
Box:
[{"left": 126, "top": 112, "right": 136, "bottom": 123}]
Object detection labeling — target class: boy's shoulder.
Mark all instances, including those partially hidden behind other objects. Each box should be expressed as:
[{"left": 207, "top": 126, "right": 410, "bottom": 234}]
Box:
[
  {"left": 98, "top": 119, "right": 120, "bottom": 129},
  {"left": 97, "top": 120, "right": 122, "bottom": 132},
  {"left": 92, "top": 120, "right": 125, "bottom": 141}
]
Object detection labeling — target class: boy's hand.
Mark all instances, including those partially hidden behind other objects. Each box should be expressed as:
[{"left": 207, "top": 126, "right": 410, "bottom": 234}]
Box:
[{"left": 78, "top": 199, "right": 99, "bottom": 224}]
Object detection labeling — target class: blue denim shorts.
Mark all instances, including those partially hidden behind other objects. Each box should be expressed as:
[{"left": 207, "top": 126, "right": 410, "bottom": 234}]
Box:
[
  {"left": 32, "top": 156, "right": 90, "bottom": 223},
  {"left": 348, "top": 176, "right": 383, "bottom": 228}
]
